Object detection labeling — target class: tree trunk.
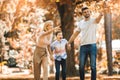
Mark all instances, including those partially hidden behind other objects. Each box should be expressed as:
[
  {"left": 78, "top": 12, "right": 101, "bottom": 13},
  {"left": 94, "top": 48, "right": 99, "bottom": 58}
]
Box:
[
  {"left": 56, "top": 2, "right": 78, "bottom": 76},
  {"left": 104, "top": 8, "right": 113, "bottom": 76},
  {"left": 35, "top": 0, "right": 49, "bottom": 8}
]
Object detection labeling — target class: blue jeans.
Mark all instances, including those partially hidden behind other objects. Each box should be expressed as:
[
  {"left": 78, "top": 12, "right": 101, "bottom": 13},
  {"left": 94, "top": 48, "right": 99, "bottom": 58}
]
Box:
[
  {"left": 55, "top": 59, "right": 66, "bottom": 80},
  {"left": 79, "top": 43, "right": 97, "bottom": 80}
]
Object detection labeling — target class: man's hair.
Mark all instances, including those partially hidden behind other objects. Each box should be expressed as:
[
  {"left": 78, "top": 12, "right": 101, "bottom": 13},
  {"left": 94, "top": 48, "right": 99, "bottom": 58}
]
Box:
[
  {"left": 81, "top": 7, "right": 89, "bottom": 12},
  {"left": 55, "top": 31, "right": 62, "bottom": 36}
]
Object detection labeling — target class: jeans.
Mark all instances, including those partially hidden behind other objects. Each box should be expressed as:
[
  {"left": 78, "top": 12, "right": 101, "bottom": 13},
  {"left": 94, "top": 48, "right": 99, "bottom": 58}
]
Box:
[
  {"left": 79, "top": 43, "right": 97, "bottom": 80},
  {"left": 55, "top": 59, "right": 66, "bottom": 80}
]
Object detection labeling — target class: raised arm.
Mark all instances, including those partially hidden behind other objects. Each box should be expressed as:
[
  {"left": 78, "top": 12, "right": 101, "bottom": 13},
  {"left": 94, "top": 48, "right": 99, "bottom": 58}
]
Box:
[
  {"left": 66, "top": 31, "right": 80, "bottom": 50},
  {"left": 95, "top": 12, "right": 103, "bottom": 24},
  {"left": 42, "top": 27, "right": 61, "bottom": 36}
]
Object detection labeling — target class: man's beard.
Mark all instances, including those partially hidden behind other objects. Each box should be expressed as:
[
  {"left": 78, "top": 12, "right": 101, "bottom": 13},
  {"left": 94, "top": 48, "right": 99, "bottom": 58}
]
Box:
[{"left": 84, "top": 14, "right": 90, "bottom": 18}]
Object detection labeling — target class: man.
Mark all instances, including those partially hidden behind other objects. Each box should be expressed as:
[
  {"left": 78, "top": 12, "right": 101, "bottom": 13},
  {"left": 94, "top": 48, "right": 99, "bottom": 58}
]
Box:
[
  {"left": 50, "top": 31, "right": 68, "bottom": 80},
  {"left": 67, "top": 7, "right": 103, "bottom": 80},
  {"left": 33, "top": 20, "right": 60, "bottom": 80}
]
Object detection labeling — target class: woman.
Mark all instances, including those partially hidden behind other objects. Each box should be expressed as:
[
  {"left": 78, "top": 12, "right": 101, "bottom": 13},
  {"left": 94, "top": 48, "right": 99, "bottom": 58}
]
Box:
[
  {"left": 33, "top": 20, "right": 60, "bottom": 80},
  {"left": 50, "top": 31, "right": 68, "bottom": 80}
]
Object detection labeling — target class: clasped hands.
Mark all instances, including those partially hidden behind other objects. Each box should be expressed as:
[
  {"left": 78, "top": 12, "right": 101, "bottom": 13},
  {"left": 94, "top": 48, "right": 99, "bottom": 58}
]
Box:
[{"left": 66, "top": 43, "right": 71, "bottom": 51}]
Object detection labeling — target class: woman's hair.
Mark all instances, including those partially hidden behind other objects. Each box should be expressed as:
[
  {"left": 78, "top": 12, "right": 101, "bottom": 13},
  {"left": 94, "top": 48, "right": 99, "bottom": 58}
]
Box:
[{"left": 43, "top": 20, "right": 53, "bottom": 31}]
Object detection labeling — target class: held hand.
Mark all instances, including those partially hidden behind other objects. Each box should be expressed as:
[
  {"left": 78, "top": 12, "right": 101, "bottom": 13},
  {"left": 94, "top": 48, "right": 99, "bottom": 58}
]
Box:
[{"left": 66, "top": 43, "right": 71, "bottom": 51}]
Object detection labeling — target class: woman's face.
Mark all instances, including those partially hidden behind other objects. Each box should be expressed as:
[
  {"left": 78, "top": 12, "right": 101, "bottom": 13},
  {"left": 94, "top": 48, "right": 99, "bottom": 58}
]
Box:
[
  {"left": 44, "top": 22, "right": 53, "bottom": 31},
  {"left": 46, "top": 23, "right": 53, "bottom": 30}
]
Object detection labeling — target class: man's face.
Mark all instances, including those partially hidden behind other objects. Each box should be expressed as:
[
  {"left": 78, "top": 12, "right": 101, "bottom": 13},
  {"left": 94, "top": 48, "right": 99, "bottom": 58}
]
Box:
[{"left": 82, "top": 9, "right": 91, "bottom": 18}]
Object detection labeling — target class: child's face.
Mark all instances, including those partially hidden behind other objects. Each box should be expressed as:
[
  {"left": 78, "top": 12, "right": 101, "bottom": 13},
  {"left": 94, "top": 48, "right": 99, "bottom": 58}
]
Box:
[{"left": 57, "top": 32, "right": 63, "bottom": 40}]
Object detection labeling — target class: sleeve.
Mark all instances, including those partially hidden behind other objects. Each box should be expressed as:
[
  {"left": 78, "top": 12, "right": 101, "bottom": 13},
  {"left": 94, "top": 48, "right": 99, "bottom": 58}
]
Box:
[
  {"left": 91, "top": 18, "right": 97, "bottom": 24},
  {"left": 64, "top": 39, "right": 68, "bottom": 44},
  {"left": 75, "top": 21, "right": 81, "bottom": 32}
]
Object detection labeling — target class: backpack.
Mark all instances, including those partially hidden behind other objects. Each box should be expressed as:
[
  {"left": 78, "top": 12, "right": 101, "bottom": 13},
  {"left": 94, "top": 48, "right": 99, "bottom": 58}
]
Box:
[{"left": 7, "top": 57, "right": 17, "bottom": 67}]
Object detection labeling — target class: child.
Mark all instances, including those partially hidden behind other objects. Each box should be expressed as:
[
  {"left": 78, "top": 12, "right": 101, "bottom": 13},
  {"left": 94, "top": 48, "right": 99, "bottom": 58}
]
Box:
[{"left": 50, "top": 31, "right": 68, "bottom": 80}]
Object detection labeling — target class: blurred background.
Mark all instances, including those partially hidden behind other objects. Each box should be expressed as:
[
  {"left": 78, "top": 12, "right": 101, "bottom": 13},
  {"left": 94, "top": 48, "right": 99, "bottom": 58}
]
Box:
[{"left": 0, "top": 0, "right": 119, "bottom": 79}]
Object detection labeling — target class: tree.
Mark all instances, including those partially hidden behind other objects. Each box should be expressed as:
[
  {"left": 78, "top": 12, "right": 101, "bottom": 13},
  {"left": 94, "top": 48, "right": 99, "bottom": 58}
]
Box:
[
  {"left": 56, "top": 0, "right": 77, "bottom": 76},
  {"left": 104, "top": 2, "right": 113, "bottom": 75},
  {"left": 0, "top": 0, "right": 117, "bottom": 76}
]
